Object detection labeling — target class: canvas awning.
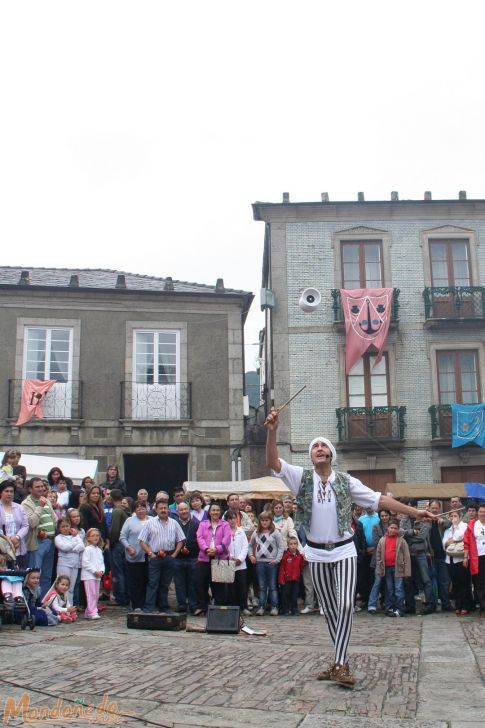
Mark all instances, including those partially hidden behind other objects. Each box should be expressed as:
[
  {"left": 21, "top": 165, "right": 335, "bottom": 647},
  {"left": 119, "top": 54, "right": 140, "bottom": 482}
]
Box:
[
  {"left": 387, "top": 483, "right": 484, "bottom": 499},
  {"left": 0, "top": 452, "right": 98, "bottom": 485},
  {"left": 183, "top": 476, "right": 292, "bottom": 500}
]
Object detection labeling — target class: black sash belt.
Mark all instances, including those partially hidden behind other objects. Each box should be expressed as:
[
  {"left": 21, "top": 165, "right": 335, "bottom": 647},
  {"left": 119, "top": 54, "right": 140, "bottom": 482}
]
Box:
[{"left": 306, "top": 536, "right": 354, "bottom": 551}]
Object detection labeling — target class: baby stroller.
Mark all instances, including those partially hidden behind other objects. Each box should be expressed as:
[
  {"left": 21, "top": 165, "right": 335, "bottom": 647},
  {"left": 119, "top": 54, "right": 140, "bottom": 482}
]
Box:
[{"left": 0, "top": 535, "right": 35, "bottom": 630}]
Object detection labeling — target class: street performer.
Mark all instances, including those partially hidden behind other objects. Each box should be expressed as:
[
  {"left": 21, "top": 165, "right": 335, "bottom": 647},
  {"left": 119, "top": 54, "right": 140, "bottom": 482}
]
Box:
[{"left": 265, "top": 408, "right": 435, "bottom": 688}]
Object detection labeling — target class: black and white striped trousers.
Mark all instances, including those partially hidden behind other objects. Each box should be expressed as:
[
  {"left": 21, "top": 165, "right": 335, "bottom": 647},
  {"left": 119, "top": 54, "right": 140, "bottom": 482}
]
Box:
[{"left": 310, "top": 556, "right": 356, "bottom": 666}]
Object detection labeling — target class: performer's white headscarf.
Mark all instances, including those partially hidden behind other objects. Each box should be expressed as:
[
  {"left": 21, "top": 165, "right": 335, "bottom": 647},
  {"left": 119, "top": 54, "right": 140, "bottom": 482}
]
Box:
[{"left": 308, "top": 437, "right": 337, "bottom": 464}]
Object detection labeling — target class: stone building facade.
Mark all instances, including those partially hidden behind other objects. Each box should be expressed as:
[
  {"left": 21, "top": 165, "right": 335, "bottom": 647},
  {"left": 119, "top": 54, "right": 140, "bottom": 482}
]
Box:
[
  {"left": 0, "top": 268, "right": 252, "bottom": 499},
  {"left": 254, "top": 193, "right": 485, "bottom": 489}
]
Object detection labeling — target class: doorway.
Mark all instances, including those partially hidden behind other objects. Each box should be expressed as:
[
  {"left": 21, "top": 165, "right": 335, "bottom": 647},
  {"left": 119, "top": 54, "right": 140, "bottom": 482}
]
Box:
[{"left": 123, "top": 454, "right": 188, "bottom": 502}]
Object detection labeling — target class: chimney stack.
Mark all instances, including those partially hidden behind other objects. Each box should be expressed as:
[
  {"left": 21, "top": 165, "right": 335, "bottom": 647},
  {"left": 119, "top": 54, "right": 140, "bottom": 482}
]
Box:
[
  {"left": 459, "top": 190, "right": 467, "bottom": 200},
  {"left": 69, "top": 274, "right": 79, "bottom": 287},
  {"left": 115, "top": 274, "right": 126, "bottom": 288},
  {"left": 321, "top": 192, "right": 329, "bottom": 202},
  {"left": 391, "top": 191, "right": 399, "bottom": 201},
  {"left": 19, "top": 270, "right": 30, "bottom": 285},
  {"left": 357, "top": 192, "right": 365, "bottom": 202},
  {"left": 424, "top": 191, "right": 432, "bottom": 201},
  {"left": 164, "top": 277, "right": 174, "bottom": 291},
  {"left": 215, "top": 278, "right": 225, "bottom": 292},
  {"left": 282, "top": 192, "right": 290, "bottom": 203}
]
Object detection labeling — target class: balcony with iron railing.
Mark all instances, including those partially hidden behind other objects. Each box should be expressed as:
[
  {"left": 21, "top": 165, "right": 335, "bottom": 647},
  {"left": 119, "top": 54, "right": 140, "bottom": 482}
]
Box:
[
  {"left": 428, "top": 404, "right": 453, "bottom": 441},
  {"left": 423, "top": 287, "right": 485, "bottom": 328},
  {"left": 120, "top": 381, "right": 192, "bottom": 421},
  {"left": 336, "top": 406, "right": 406, "bottom": 448},
  {"left": 8, "top": 380, "right": 83, "bottom": 421},
  {"left": 331, "top": 288, "right": 400, "bottom": 327}
]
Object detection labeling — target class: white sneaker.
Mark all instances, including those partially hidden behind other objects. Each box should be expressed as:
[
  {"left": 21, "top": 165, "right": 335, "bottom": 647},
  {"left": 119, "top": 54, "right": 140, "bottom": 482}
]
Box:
[
  {"left": 319, "top": 607, "right": 324, "bottom": 615},
  {"left": 255, "top": 607, "right": 264, "bottom": 616},
  {"left": 270, "top": 607, "right": 279, "bottom": 616},
  {"left": 86, "top": 614, "right": 100, "bottom": 620},
  {"left": 300, "top": 606, "right": 316, "bottom": 614},
  {"left": 367, "top": 607, "right": 377, "bottom": 614}
]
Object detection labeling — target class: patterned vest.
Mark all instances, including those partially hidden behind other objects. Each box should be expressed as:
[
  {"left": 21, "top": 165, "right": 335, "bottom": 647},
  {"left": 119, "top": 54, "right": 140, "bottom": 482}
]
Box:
[{"left": 294, "top": 469, "right": 352, "bottom": 538}]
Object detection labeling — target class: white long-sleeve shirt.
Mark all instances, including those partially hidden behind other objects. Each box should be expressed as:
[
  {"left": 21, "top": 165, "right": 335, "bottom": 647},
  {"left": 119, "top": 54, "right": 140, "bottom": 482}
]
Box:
[
  {"left": 55, "top": 533, "right": 85, "bottom": 569},
  {"left": 228, "top": 527, "right": 248, "bottom": 571},
  {"left": 81, "top": 544, "right": 105, "bottom": 581}
]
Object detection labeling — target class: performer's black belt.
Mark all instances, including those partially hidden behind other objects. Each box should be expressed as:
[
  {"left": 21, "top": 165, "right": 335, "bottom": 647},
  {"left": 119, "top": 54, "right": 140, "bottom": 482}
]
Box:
[{"left": 306, "top": 536, "right": 354, "bottom": 551}]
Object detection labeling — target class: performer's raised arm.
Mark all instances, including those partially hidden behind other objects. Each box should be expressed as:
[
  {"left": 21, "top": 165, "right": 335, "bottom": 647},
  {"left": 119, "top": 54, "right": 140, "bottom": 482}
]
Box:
[{"left": 264, "top": 408, "right": 281, "bottom": 473}]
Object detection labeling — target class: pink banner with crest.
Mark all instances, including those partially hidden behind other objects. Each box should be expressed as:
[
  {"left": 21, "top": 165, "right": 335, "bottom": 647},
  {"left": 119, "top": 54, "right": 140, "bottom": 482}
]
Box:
[
  {"left": 341, "top": 288, "right": 393, "bottom": 374},
  {"left": 16, "top": 379, "right": 57, "bottom": 425}
]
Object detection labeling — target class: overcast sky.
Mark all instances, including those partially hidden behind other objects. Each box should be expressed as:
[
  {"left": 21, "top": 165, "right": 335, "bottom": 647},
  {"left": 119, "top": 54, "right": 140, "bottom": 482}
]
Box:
[{"left": 1, "top": 1, "right": 484, "bottom": 372}]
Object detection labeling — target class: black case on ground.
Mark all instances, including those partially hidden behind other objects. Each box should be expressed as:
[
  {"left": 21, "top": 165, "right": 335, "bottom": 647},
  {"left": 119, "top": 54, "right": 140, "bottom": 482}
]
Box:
[
  {"left": 206, "top": 605, "right": 240, "bottom": 633},
  {"left": 127, "top": 611, "right": 187, "bottom": 631}
]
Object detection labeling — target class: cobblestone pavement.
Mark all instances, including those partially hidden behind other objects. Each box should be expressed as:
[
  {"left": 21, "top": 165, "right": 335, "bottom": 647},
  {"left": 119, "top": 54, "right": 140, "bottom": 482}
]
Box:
[{"left": 0, "top": 607, "right": 484, "bottom": 728}]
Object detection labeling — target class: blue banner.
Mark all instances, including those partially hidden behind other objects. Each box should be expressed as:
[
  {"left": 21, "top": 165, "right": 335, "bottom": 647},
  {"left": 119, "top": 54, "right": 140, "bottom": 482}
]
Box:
[
  {"left": 465, "top": 482, "right": 485, "bottom": 499},
  {"left": 451, "top": 403, "right": 485, "bottom": 449}
]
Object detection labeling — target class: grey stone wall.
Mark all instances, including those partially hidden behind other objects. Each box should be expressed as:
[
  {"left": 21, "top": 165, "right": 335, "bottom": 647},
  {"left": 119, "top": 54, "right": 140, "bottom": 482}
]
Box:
[{"left": 260, "top": 202, "right": 485, "bottom": 482}]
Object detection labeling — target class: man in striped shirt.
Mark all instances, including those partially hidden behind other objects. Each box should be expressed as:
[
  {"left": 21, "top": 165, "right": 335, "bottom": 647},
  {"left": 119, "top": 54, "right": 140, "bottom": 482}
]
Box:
[
  {"left": 22, "top": 478, "right": 57, "bottom": 597},
  {"left": 139, "top": 500, "right": 185, "bottom": 613}
]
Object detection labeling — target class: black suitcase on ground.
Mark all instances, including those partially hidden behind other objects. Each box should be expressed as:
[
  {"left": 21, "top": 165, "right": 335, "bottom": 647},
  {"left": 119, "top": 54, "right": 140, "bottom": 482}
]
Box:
[
  {"left": 127, "top": 611, "right": 186, "bottom": 631},
  {"left": 206, "top": 606, "right": 240, "bottom": 634}
]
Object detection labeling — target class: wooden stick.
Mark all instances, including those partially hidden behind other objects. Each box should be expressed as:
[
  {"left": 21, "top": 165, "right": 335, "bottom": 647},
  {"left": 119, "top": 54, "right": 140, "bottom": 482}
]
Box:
[
  {"left": 276, "top": 385, "right": 306, "bottom": 414},
  {"left": 437, "top": 506, "right": 466, "bottom": 518}
]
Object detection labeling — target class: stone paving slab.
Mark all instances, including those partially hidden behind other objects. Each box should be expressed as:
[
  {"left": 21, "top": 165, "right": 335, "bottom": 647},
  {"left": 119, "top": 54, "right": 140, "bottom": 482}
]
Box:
[
  {"left": 300, "top": 719, "right": 447, "bottom": 728},
  {"left": 0, "top": 608, "right": 484, "bottom": 727}
]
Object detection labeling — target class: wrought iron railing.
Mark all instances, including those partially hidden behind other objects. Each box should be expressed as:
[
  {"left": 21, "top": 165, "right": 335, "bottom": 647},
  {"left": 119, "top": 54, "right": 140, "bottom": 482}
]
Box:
[
  {"left": 8, "top": 380, "right": 83, "bottom": 420},
  {"left": 423, "top": 286, "right": 485, "bottom": 320},
  {"left": 331, "top": 288, "right": 400, "bottom": 323},
  {"left": 120, "top": 381, "right": 192, "bottom": 420},
  {"left": 428, "top": 404, "right": 452, "bottom": 439},
  {"left": 336, "top": 406, "right": 406, "bottom": 442}
]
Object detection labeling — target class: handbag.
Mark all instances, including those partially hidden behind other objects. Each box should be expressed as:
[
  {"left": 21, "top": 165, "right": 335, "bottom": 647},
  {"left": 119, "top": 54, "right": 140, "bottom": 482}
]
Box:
[
  {"left": 211, "top": 558, "right": 236, "bottom": 583},
  {"left": 445, "top": 540, "right": 465, "bottom": 557}
]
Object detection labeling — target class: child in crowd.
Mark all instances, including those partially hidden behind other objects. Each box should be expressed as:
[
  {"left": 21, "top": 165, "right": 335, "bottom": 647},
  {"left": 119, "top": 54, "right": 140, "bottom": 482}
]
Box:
[
  {"left": 278, "top": 535, "right": 305, "bottom": 615},
  {"left": 56, "top": 478, "right": 70, "bottom": 513},
  {"left": 47, "top": 491, "right": 63, "bottom": 521},
  {"left": 18, "top": 569, "right": 58, "bottom": 626},
  {"left": 374, "top": 519, "right": 411, "bottom": 617},
  {"left": 249, "top": 511, "right": 284, "bottom": 616},
  {"left": 42, "top": 575, "right": 78, "bottom": 623},
  {"left": 81, "top": 528, "right": 105, "bottom": 620},
  {"left": 55, "top": 517, "right": 85, "bottom": 606}
]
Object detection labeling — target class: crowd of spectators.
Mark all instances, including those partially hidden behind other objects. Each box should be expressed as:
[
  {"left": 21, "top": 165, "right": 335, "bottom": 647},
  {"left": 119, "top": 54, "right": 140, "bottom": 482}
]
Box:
[{"left": 1, "top": 448, "right": 485, "bottom": 625}]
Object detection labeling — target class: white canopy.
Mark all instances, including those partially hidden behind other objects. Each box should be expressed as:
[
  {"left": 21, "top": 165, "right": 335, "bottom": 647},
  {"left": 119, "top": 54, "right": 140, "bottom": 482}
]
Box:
[
  {"left": 0, "top": 452, "right": 98, "bottom": 484},
  {"left": 183, "top": 476, "right": 292, "bottom": 500}
]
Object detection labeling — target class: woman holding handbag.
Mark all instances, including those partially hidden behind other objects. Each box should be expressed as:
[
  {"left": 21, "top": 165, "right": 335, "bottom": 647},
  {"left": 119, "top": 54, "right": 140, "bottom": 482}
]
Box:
[
  {"left": 443, "top": 510, "right": 472, "bottom": 615},
  {"left": 194, "top": 502, "right": 231, "bottom": 615}
]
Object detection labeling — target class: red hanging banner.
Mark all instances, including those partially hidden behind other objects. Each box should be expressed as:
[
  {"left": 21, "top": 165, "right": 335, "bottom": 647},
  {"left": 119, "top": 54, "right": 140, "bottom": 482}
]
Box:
[
  {"left": 341, "top": 288, "right": 393, "bottom": 374},
  {"left": 16, "top": 379, "right": 57, "bottom": 426}
]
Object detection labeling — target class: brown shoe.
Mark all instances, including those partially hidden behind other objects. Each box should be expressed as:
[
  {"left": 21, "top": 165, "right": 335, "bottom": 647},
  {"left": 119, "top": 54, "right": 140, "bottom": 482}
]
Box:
[
  {"left": 317, "top": 663, "right": 335, "bottom": 681},
  {"left": 330, "top": 663, "right": 355, "bottom": 688}
]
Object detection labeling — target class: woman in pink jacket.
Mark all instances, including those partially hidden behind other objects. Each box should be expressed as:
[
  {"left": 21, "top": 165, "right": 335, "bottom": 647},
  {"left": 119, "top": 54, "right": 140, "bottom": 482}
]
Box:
[{"left": 193, "top": 502, "right": 231, "bottom": 615}]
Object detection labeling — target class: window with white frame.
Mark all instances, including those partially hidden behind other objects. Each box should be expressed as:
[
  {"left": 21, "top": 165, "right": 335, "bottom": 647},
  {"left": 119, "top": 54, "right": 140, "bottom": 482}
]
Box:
[
  {"left": 132, "top": 330, "right": 181, "bottom": 419},
  {"left": 22, "top": 327, "right": 73, "bottom": 418}
]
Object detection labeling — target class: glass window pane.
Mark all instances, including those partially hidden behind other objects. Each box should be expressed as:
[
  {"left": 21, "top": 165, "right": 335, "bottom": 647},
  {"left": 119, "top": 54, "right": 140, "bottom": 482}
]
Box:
[
  {"left": 349, "top": 394, "right": 365, "bottom": 407},
  {"left": 371, "top": 357, "right": 386, "bottom": 375},
  {"left": 364, "top": 244, "right": 381, "bottom": 263},
  {"left": 348, "top": 359, "right": 364, "bottom": 376},
  {"left": 365, "top": 261, "right": 382, "bottom": 287},
  {"left": 348, "top": 377, "right": 365, "bottom": 396},
  {"left": 437, "top": 352, "right": 456, "bottom": 403},
  {"left": 371, "top": 394, "right": 388, "bottom": 407},
  {"left": 371, "top": 376, "right": 388, "bottom": 396},
  {"left": 342, "top": 244, "right": 359, "bottom": 262}
]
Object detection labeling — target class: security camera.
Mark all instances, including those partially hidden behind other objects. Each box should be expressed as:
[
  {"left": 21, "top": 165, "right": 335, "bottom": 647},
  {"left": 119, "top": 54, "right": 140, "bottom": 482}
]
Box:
[{"left": 299, "top": 288, "right": 322, "bottom": 313}]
